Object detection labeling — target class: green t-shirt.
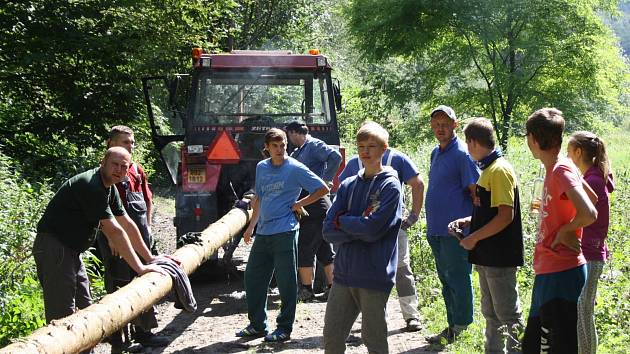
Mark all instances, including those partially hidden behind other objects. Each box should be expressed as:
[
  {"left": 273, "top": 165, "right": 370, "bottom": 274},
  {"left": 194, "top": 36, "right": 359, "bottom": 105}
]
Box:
[{"left": 37, "top": 168, "right": 126, "bottom": 252}]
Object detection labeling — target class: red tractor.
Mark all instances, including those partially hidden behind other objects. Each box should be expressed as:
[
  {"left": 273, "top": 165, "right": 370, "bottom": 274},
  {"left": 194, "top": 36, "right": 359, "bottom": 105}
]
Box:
[{"left": 143, "top": 49, "right": 345, "bottom": 268}]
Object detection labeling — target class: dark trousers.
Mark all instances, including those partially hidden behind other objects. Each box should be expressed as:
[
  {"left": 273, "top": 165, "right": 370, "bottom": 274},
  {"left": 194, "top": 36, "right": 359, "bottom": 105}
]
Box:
[
  {"left": 244, "top": 230, "right": 298, "bottom": 333},
  {"left": 33, "top": 233, "right": 93, "bottom": 354},
  {"left": 523, "top": 265, "right": 586, "bottom": 353},
  {"left": 298, "top": 199, "right": 335, "bottom": 267},
  {"left": 33, "top": 233, "right": 92, "bottom": 323},
  {"left": 523, "top": 299, "right": 579, "bottom": 353},
  {"left": 96, "top": 234, "right": 158, "bottom": 344}
]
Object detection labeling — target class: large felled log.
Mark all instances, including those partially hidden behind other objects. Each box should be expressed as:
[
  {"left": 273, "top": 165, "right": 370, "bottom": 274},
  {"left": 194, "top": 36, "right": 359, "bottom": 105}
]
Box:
[{"left": 0, "top": 206, "right": 251, "bottom": 354}]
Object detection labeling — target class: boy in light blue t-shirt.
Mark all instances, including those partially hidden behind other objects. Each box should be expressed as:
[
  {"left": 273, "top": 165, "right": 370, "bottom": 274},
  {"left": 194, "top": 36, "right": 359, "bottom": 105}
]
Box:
[{"left": 236, "top": 128, "right": 329, "bottom": 342}]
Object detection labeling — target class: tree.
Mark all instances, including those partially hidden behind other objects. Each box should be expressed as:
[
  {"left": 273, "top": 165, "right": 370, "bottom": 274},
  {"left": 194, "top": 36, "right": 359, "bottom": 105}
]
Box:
[
  {"left": 606, "top": 2, "right": 630, "bottom": 55},
  {"left": 232, "top": 0, "right": 308, "bottom": 49},
  {"left": 0, "top": 0, "right": 241, "bottom": 179},
  {"left": 345, "top": 0, "right": 629, "bottom": 149},
  {"left": 0, "top": 0, "right": 326, "bottom": 179}
]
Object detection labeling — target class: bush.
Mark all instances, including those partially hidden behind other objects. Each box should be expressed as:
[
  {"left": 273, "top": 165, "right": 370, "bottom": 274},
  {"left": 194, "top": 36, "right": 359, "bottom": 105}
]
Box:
[
  {"left": 405, "top": 130, "right": 630, "bottom": 353},
  {"left": 0, "top": 277, "right": 46, "bottom": 346},
  {"left": 0, "top": 150, "right": 52, "bottom": 346}
]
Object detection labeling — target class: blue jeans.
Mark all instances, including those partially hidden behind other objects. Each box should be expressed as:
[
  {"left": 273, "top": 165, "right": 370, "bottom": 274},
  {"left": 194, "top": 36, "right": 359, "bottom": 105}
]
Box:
[
  {"left": 244, "top": 230, "right": 298, "bottom": 333},
  {"left": 427, "top": 235, "right": 474, "bottom": 327}
]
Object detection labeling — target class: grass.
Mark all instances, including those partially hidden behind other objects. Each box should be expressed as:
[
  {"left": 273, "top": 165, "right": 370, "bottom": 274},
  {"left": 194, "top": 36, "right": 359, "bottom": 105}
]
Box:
[{"left": 401, "top": 127, "right": 630, "bottom": 353}]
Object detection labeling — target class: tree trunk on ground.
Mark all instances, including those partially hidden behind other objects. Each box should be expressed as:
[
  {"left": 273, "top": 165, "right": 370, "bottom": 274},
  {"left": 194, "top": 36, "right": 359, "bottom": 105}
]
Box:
[{"left": 0, "top": 207, "right": 251, "bottom": 354}]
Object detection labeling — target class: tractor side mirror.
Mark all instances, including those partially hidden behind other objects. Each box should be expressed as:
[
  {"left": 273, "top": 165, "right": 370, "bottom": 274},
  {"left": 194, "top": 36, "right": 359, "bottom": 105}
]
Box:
[
  {"left": 333, "top": 78, "right": 342, "bottom": 112},
  {"left": 167, "top": 75, "right": 191, "bottom": 112},
  {"left": 167, "top": 77, "right": 180, "bottom": 109}
]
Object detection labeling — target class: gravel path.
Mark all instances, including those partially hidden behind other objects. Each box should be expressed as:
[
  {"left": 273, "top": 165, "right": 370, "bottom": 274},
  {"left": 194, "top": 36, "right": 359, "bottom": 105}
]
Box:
[{"left": 93, "top": 196, "right": 445, "bottom": 353}]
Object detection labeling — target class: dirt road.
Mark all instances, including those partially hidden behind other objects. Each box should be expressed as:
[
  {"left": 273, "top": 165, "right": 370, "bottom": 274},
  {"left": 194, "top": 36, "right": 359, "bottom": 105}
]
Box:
[{"left": 93, "top": 198, "right": 442, "bottom": 353}]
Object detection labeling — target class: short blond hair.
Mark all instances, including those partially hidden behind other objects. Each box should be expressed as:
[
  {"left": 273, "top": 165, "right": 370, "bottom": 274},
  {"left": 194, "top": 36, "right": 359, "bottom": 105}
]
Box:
[
  {"left": 109, "top": 125, "right": 134, "bottom": 140},
  {"left": 356, "top": 121, "right": 389, "bottom": 147}
]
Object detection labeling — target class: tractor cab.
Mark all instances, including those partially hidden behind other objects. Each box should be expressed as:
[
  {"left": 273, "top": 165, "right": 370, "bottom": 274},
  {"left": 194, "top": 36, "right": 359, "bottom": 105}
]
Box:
[{"left": 143, "top": 49, "right": 344, "bottom": 246}]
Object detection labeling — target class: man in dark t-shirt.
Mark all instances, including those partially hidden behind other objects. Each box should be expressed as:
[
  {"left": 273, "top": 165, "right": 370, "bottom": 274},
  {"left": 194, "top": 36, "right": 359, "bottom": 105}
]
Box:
[{"left": 33, "top": 147, "right": 164, "bottom": 331}]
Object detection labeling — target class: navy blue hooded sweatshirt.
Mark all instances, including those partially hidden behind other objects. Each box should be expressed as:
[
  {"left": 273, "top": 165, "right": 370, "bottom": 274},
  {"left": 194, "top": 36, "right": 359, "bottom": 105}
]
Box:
[{"left": 323, "top": 166, "right": 402, "bottom": 293}]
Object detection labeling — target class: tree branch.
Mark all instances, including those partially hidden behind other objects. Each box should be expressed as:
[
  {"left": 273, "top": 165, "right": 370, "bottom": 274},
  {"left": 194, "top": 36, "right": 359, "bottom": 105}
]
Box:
[
  {"left": 483, "top": 40, "right": 506, "bottom": 116},
  {"left": 462, "top": 31, "right": 498, "bottom": 124}
]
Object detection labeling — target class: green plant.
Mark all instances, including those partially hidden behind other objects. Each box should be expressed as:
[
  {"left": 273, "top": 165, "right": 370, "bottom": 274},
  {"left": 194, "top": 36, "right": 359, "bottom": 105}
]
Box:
[
  {"left": 404, "top": 128, "right": 630, "bottom": 352},
  {"left": 0, "top": 151, "right": 51, "bottom": 346},
  {"left": 0, "top": 277, "right": 46, "bottom": 347}
]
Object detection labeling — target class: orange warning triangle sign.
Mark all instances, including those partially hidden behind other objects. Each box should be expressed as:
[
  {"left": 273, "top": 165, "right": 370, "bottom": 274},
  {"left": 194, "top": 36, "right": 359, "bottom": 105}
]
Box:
[{"left": 207, "top": 130, "right": 241, "bottom": 164}]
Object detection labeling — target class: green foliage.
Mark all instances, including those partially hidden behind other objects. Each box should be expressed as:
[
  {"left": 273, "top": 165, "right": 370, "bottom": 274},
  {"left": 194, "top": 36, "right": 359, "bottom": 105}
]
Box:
[
  {"left": 0, "top": 0, "right": 324, "bottom": 183},
  {"left": 0, "top": 277, "right": 46, "bottom": 347},
  {"left": 590, "top": 130, "right": 630, "bottom": 352},
  {"left": 0, "top": 0, "right": 627, "bottom": 349},
  {"left": 0, "top": 151, "right": 51, "bottom": 346},
  {"left": 232, "top": 0, "right": 313, "bottom": 50},
  {"left": 0, "top": 152, "right": 52, "bottom": 294},
  {"left": 83, "top": 248, "right": 107, "bottom": 301},
  {"left": 0, "top": 0, "right": 237, "bottom": 179},
  {"left": 404, "top": 128, "right": 630, "bottom": 353},
  {"left": 344, "top": 0, "right": 630, "bottom": 150},
  {"left": 606, "top": 2, "right": 630, "bottom": 55}
]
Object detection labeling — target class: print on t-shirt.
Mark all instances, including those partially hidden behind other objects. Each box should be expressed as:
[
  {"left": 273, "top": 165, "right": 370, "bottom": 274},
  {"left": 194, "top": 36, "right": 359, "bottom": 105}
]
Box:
[{"left": 537, "top": 185, "right": 552, "bottom": 244}]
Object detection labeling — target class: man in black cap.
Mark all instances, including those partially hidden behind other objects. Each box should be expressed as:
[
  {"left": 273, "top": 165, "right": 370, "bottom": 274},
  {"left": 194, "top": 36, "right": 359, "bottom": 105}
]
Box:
[{"left": 285, "top": 121, "right": 342, "bottom": 301}]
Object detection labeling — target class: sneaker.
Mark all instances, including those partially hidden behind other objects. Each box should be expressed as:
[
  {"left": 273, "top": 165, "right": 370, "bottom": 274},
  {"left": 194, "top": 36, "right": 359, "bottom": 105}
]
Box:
[
  {"left": 297, "top": 285, "right": 315, "bottom": 302},
  {"left": 425, "top": 327, "right": 457, "bottom": 345},
  {"left": 319, "top": 285, "right": 331, "bottom": 302},
  {"left": 110, "top": 341, "right": 143, "bottom": 354},
  {"left": 236, "top": 324, "right": 268, "bottom": 338},
  {"left": 405, "top": 318, "right": 422, "bottom": 332},
  {"left": 263, "top": 328, "right": 291, "bottom": 342},
  {"left": 133, "top": 331, "right": 170, "bottom": 347}
]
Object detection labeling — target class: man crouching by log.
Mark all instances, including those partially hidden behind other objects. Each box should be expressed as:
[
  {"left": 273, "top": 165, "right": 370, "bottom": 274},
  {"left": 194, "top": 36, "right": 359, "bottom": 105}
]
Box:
[
  {"left": 32, "top": 147, "right": 165, "bottom": 353},
  {"left": 95, "top": 126, "right": 170, "bottom": 353}
]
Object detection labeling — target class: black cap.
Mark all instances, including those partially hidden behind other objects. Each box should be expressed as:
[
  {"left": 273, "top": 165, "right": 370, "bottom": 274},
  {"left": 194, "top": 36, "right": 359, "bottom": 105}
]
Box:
[{"left": 285, "top": 121, "right": 308, "bottom": 134}]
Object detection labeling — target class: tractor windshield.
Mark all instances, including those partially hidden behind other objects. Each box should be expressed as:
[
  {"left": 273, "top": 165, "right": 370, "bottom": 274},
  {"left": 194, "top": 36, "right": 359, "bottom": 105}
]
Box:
[{"left": 192, "top": 71, "right": 331, "bottom": 126}]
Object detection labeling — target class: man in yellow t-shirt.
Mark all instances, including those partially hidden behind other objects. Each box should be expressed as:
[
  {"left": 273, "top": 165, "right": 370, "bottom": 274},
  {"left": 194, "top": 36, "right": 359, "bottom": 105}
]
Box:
[{"left": 449, "top": 118, "right": 524, "bottom": 353}]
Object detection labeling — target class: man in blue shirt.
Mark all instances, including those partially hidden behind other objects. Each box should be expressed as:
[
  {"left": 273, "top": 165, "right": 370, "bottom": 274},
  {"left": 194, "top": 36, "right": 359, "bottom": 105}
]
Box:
[
  {"left": 424, "top": 105, "right": 480, "bottom": 345},
  {"left": 236, "top": 128, "right": 329, "bottom": 342},
  {"left": 339, "top": 144, "right": 425, "bottom": 332},
  {"left": 286, "top": 121, "right": 342, "bottom": 301}
]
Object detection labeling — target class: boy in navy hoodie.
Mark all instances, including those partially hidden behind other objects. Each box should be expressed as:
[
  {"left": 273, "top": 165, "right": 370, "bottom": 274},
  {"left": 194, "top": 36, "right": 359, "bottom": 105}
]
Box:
[{"left": 322, "top": 122, "right": 402, "bottom": 354}]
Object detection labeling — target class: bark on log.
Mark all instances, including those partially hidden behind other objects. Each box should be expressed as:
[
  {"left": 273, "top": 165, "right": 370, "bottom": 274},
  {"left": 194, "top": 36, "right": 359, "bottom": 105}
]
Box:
[{"left": 0, "top": 207, "right": 251, "bottom": 354}]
